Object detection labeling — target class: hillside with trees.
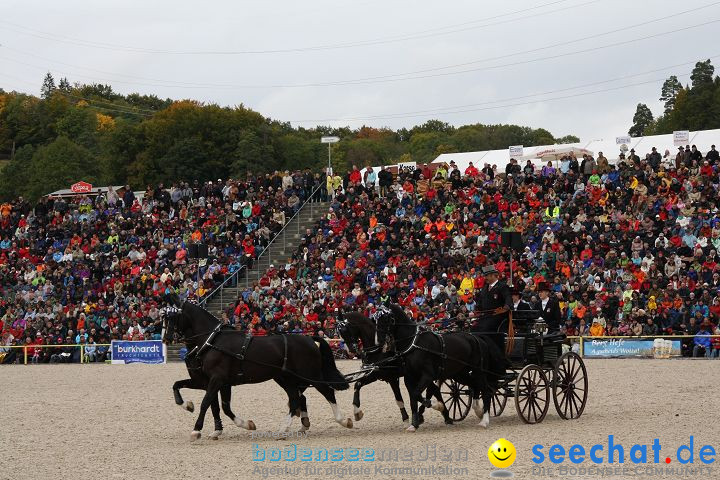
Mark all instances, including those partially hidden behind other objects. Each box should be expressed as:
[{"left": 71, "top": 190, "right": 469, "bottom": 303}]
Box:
[
  {"left": 0, "top": 74, "right": 578, "bottom": 200},
  {"left": 629, "top": 59, "right": 720, "bottom": 137}
]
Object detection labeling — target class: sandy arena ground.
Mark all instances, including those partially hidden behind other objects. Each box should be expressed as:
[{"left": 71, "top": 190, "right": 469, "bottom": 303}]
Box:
[{"left": 1, "top": 359, "right": 715, "bottom": 480}]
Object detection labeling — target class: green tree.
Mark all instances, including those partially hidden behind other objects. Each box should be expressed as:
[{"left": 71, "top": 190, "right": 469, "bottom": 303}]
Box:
[
  {"left": 555, "top": 134, "right": 580, "bottom": 144},
  {"left": 690, "top": 60, "right": 715, "bottom": 88},
  {"left": 41, "top": 72, "right": 56, "bottom": 99},
  {"left": 58, "top": 77, "right": 71, "bottom": 92},
  {"left": 659, "top": 76, "right": 683, "bottom": 114},
  {"left": 628, "top": 103, "right": 654, "bottom": 137}
]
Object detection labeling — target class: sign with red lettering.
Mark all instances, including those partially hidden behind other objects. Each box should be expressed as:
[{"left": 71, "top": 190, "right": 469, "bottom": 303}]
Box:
[{"left": 71, "top": 181, "right": 93, "bottom": 193}]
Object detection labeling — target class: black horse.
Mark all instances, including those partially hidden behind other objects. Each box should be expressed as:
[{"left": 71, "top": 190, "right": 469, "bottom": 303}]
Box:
[
  {"left": 375, "top": 304, "right": 508, "bottom": 432},
  {"left": 337, "top": 310, "right": 410, "bottom": 424},
  {"left": 163, "top": 294, "right": 352, "bottom": 440},
  {"left": 171, "top": 353, "right": 254, "bottom": 440}
]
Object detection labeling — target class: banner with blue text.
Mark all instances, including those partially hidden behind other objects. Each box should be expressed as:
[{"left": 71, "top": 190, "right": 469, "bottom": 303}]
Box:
[{"left": 111, "top": 340, "right": 165, "bottom": 364}]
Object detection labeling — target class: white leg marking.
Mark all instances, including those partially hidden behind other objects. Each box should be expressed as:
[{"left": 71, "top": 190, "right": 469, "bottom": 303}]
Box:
[
  {"left": 405, "top": 425, "right": 416, "bottom": 432},
  {"left": 472, "top": 398, "right": 483, "bottom": 418},
  {"left": 431, "top": 398, "right": 445, "bottom": 412},
  {"left": 331, "top": 403, "right": 353, "bottom": 428},
  {"left": 209, "top": 430, "right": 222, "bottom": 440},
  {"left": 479, "top": 411, "right": 490, "bottom": 428},
  {"left": 190, "top": 430, "right": 201, "bottom": 441}
]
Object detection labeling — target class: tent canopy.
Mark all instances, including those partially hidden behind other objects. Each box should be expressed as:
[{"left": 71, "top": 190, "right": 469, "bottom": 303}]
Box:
[{"left": 519, "top": 146, "right": 593, "bottom": 162}]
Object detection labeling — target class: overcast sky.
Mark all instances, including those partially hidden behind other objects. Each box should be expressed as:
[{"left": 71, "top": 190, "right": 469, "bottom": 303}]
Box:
[{"left": 2, "top": 0, "right": 718, "bottom": 143}]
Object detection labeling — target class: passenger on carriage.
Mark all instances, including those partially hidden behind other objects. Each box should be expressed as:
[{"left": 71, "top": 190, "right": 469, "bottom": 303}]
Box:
[
  {"left": 510, "top": 287, "right": 532, "bottom": 311},
  {"left": 534, "top": 282, "right": 563, "bottom": 332}
]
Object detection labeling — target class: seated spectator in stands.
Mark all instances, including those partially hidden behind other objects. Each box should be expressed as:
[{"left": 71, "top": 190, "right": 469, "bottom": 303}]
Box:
[{"left": 693, "top": 320, "right": 714, "bottom": 357}]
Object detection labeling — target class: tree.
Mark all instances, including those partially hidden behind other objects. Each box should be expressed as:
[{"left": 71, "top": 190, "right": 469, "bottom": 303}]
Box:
[
  {"left": 58, "top": 77, "right": 71, "bottom": 92},
  {"left": 690, "top": 60, "right": 715, "bottom": 89},
  {"left": 659, "top": 76, "right": 683, "bottom": 114},
  {"left": 628, "top": 103, "right": 654, "bottom": 137},
  {"left": 555, "top": 135, "right": 580, "bottom": 144},
  {"left": 41, "top": 72, "right": 56, "bottom": 99}
]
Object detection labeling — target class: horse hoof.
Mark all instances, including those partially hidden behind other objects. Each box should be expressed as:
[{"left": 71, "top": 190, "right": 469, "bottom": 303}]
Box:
[
  {"left": 301, "top": 417, "right": 310, "bottom": 428},
  {"left": 190, "top": 431, "right": 201, "bottom": 441},
  {"left": 354, "top": 410, "right": 364, "bottom": 421},
  {"left": 247, "top": 420, "right": 256, "bottom": 431},
  {"left": 406, "top": 425, "right": 416, "bottom": 433},
  {"left": 445, "top": 419, "right": 454, "bottom": 425},
  {"left": 299, "top": 424, "right": 309, "bottom": 432},
  {"left": 184, "top": 401, "right": 194, "bottom": 413},
  {"left": 210, "top": 430, "right": 222, "bottom": 440},
  {"left": 431, "top": 399, "right": 445, "bottom": 412},
  {"left": 478, "top": 420, "right": 490, "bottom": 428},
  {"left": 342, "top": 418, "right": 353, "bottom": 429}
]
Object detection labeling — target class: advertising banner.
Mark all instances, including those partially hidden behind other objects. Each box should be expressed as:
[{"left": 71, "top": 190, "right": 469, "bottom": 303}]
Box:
[
  {"left": 111, "top": 340, "right": 165, "bottom": 364},
  {"left": 583, "top": 338, "right": 682, "bottom": 358}
]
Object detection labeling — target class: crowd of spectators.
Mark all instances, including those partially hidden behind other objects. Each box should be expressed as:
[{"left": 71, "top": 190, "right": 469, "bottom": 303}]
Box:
[
  {"left": 219, "top": 145, "right": 720, "bottom": 358},
  {"left": 4, "top": 141, "right": 720, "bottom": 363},
  {"left": 0, "top": 170, "right": 322, "bottom": 364}
]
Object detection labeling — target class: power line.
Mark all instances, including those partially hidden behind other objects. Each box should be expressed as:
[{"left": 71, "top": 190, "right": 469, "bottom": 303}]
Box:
[
  {"left": 0, "top": 0, "right": 591, "bottom": 55},
  {"left": 288, "top": 57, "right": 717, "bottom": 123},
  {"left": 2, "top": 16, "right": 718, "bottom": 90},
  {"left": 291, "top": 74, "right": 693, "bottom": 124}
]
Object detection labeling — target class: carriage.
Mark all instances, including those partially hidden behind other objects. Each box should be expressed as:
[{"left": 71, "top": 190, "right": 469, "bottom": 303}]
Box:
[{"left": 437, "top": 310, "right": 588, "bottom": 424}]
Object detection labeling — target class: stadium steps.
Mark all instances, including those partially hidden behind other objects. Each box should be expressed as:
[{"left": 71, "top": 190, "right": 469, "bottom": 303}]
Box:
[{"left": 203, "top": 201, "right": 330, "bottom": 317}]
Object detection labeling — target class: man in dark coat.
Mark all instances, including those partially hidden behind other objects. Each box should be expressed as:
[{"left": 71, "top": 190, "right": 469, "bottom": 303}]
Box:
[
  {"left": 510, "top": 286, "right": 532, "bottom": 311},
  {"left": 473, "top": 265, "right": 512, "bottom": 333},
  {"left": 535, "top": 282, "right": 562, "bottom": 331}
]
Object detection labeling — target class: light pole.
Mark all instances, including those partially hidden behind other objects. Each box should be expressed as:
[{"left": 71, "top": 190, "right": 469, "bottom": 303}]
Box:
[{"left": 320, "top": 136, "right": 340, "bottom": 175}]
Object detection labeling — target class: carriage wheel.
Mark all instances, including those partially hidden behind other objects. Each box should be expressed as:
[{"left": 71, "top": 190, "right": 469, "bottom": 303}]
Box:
[
  {"left": 491, "top": 386, "right": 507, "bottom": 417},
  {"left": 439, "top": 379, "right": 472, "bottom": 422},
  {"left": 514, "top": 365, "right": 550, "bottom": 424},
  {"left": 553, "top": 352, "right": 588, "bottom": 420}
]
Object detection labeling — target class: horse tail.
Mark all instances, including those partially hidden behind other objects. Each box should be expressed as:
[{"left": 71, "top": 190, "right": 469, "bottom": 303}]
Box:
[{"left": 313, "top": 336, "right": 349, "bottom": 391}]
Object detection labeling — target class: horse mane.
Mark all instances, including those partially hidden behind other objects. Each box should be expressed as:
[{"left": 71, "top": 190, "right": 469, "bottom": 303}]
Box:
[
  {"left": 182, "top": 300, "right": 222, "bottom": 325},
  {"left": 387, "top": 303, "right": 409, "bottom": 323}
]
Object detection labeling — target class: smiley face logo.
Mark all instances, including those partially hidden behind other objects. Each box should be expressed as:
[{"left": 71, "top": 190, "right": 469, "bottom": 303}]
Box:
[{"left": 488, "top": 438, "right": 516, "bottom": 468}]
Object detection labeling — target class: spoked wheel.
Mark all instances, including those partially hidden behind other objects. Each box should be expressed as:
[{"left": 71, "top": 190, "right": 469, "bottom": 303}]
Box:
[
  {"left": 491, "top": 386, "right": 507, "bottom": 417},
  {"left": 553, "top": 352, "right": 588, "bottom": 420},
  {"left": 439, "top": 379, "right": 472, "bottom": 422},
  {"left": 514, "top": 364, "right": 550, "bottom": 424}
]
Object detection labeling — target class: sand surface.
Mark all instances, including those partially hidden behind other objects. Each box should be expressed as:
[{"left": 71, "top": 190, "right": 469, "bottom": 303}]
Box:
[{"left": 0, "top": 359, "right": 715, "bottom": 480}]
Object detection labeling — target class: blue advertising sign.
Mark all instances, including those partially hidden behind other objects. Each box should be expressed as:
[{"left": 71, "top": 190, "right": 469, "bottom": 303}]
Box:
[
  {"left": 583, "top": 339, "right": 682, "bottom": 358},
  {"left": 111, "top": 340, "right": 165, "bottom": 364}
]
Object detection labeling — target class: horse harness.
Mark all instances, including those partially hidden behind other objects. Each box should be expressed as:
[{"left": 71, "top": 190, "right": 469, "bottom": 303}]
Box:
[{"left": 185, "top": 325, "right": 289, "bottom": 375}]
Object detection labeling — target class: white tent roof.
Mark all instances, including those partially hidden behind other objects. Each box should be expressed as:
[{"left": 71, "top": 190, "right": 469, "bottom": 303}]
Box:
[{"left": 432, "top": 128, "right": 720, "bottom": 173}]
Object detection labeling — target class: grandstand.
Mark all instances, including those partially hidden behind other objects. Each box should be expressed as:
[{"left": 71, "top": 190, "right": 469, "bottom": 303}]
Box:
[{"left": 2, "top": 137, "right": 720, "bottom": 363}]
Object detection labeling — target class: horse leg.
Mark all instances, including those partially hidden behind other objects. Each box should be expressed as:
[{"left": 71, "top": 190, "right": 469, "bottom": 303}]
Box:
[
  {"left": 403, "top": 374, "right": 428, "bottom": 432},
  {"left": 388, "top": 378, "right": 409, "bottom": 425},
  {"left": 313, "top": 383, "right": 352, "bottom": 429},
  {"left": 470, "top": 374, "right": 491, "bottom": 428},
  {"left": 426, "top": 382, "right": 454, "bottom": 425},
  {"left": 352, "top": 378, "right": 365, "bottom": 421},
  {"left": 298, "top": 388, "right": 310, "bottom": 431},
  {"left": 172, "top": 379, "right": 196, "bottom": 412},
  {"left": 220, "top": 385, "right": 256, "bottom": 430},
  {"left": 209, "top": 395, "right": 223, "bottom": 440},
  {"left": 191, "top": 376, "right": 223, "bottom": 441},
  {"left": 277, "top": 380, "right": 302, "bottom": 433}
]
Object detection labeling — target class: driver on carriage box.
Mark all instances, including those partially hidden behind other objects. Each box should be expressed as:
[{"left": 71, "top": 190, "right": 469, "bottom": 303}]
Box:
[
  {"left": 510, "top": 286, "right": 532, "bottom": 311},
  {"left": 534, "top": 282, "right": 562, "bottom": 332},
  {"left": 472, "top": 264, "right": 513, "bottom": 333}
]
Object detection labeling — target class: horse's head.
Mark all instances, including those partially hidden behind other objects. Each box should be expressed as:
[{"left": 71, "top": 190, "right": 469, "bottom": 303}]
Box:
[
  {"left": 336, "top": 311, "right": 378, "bottom": 360},
  {"left": 161, "top": 294, "right": 219, "bottom": 345},
  {"left": 161, "top": 308, "right": 185, "bottom": 344},
  {"left": 372, "top": 305, "right": 397, "bottom": 354}
]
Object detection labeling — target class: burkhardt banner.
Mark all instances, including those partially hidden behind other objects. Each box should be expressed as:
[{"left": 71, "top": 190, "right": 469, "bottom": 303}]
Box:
[
  {"left": 111, "top": 340, "right": 166, "bottom": 364},
  {"left": 583, "top": 338, "right": 682, "bottom": 358}
]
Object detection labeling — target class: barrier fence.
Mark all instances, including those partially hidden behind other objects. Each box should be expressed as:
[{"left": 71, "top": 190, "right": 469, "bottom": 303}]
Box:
[
  {"left": 1, "top": 338, "right": 344, "bottom": 364},
  {"left": 3, "top": 336, "right": 720, "bottom": 365}
]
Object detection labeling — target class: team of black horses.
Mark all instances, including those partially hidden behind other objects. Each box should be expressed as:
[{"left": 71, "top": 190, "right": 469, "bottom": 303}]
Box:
[{"left": 162, "top": 294, "right": 507, "bottom": 439}]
